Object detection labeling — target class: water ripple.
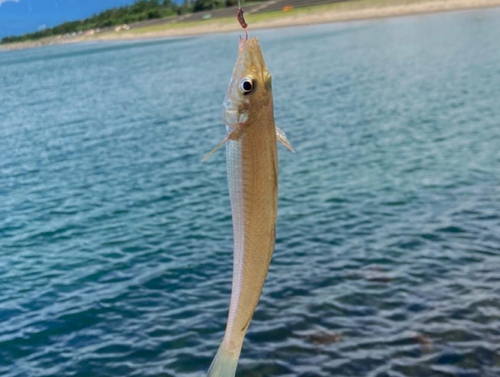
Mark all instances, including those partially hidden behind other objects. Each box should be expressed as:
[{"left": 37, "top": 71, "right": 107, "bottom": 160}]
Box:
[{"left": 1, "top": 8, "right": 500, "bottom": 377}]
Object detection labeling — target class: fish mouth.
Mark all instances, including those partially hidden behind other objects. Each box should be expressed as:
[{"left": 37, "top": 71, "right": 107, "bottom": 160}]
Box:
[
  {"left": 239, "top": 37, "right": 259, "bottom": 52},
  {"left": 237, "top": 38, "right": 266, "bottom": 75}
]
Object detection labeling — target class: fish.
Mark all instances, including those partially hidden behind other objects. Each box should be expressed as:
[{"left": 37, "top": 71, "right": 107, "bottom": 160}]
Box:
[{"left": 204, "top": 37, "right": 293, "bottom": 377}]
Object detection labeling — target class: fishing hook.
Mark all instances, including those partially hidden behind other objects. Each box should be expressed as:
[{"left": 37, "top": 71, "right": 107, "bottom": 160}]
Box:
[{"left": 237, "top": 0, "right": 248, "bottom": 40}]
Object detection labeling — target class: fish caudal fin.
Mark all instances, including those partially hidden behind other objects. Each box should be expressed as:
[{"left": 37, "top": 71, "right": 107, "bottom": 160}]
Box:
[
  {"left": 207, "top": 345, "right": 239, "bottom": 377},
  {"left": 276, "top": 126, "right": 295, "bottom": 153}
]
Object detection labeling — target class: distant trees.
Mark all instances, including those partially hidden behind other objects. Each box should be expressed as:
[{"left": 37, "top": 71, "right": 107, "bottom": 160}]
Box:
[
  {"left": 193, "top": 0, "right": 224, "bottom": 12},
  {"left": 0, "top": 0, "right": 272, "bottom": 44},
  {"left": 1, "top": 0, "right": 186, "bottom": 44},
  {"left": 193, "top": 0, "right": 241, "bottom": 11}
]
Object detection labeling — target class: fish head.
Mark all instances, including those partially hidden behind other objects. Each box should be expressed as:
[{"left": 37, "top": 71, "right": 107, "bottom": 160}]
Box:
[{"left": 223, "top": 38, "right": 273, "bottom": 128}]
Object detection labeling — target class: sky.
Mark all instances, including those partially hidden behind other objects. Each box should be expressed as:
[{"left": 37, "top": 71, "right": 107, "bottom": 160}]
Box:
[{"left": 0, "top": 0, "right": 141, "bottom": 38}]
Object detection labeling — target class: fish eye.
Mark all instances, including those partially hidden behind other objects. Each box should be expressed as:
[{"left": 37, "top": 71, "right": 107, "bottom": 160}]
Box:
[{"left": 239, "top": 77, "right": 254, "bottom": 94}]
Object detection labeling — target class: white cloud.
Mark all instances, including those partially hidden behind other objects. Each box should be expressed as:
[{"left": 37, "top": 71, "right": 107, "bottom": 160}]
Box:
[
  {"left": 38, "top": 24, "right": 46, "bottom": 31},
  {"left": 0, "top": 0, "right": 20, "bottom": 7}
]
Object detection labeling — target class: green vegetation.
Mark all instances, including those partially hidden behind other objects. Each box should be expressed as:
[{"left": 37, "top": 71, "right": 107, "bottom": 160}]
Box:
[
  {"left": 123, "top": 0, "right": 369, "bottom": 35},
  {"left": 2, "top": 0, "right": 181, "bottom": 44},
  {"left": 1, "top": 0, "right": 434, "bottom": 45},
  {"left": 0, "top": 0, "right": 255, "bottom": 44}
]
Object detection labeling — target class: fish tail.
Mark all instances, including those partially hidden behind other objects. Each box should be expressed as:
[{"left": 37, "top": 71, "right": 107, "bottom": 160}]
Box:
[{"left": 207, "top": 344, "right": 239, "bottom": 377}]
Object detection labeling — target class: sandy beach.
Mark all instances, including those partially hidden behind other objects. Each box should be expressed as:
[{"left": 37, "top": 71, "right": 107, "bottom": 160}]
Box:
[{"left": 2, "top": 0, "right": 500, "bottom": 51}]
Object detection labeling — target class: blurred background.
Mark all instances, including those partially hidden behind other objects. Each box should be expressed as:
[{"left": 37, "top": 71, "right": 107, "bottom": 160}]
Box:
[{"left": 1, "top": 1, "right": 500, "bottom": 376}]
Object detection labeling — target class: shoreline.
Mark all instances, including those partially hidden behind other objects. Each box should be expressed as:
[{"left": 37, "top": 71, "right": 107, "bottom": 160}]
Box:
[{"left": 2, "top": 0, "right": 499, "bottom": 51}]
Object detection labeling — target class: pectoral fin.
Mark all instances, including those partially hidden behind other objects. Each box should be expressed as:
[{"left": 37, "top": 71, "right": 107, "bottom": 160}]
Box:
[
  {"left": 203, "top": 128, "right": 242, "bottom": 161},
  {"left": 276, "top": 126, "right": 295, "bottom": 153},
  {"left": 202, "top": 135, "right": 230, "bottom": 161}
]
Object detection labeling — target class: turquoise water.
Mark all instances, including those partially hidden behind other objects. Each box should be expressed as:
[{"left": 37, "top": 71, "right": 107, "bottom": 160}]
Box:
[{"left": 2, "top": 8, "right": 500, "bottom": 377}]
